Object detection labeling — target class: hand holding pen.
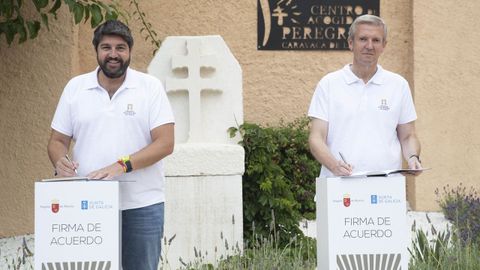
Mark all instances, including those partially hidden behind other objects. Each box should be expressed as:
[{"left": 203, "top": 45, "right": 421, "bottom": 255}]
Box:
[
  {"left": 65, "top": 154, "right": 78, "bottom": 175},
  {"left": 335, "top": 152, "right": 353, "bottom": 176},
  {"left": 54, "top": 154, "right": 78, "bottom": 177}
]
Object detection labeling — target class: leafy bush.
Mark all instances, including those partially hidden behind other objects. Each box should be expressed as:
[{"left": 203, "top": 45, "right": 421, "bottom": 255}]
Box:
[
  {"left": 0, "top": 0, "right": 122, "bottom": 45},
  {"left": 229, "top": 118, "right": 320, "bottom": 246},
  {"left": 436, "top": 184, "right": 480, "bottom": 245}
]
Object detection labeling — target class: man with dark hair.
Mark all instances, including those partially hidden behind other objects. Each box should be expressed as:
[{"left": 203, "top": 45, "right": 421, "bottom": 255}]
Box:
[
  {"left": 92, "top": 20, "right": 134, "bottom": 50},
  {"left": 47, "top": 20, "right": 174, "bottom": 270},
  {"left": 308, "top": 15, "right": 422, "bottom": 177}
]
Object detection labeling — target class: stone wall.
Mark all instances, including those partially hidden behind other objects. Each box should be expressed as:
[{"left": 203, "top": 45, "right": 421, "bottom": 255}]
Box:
[{"left": 0, "top": 2, "right": 77, "bottom": 237}]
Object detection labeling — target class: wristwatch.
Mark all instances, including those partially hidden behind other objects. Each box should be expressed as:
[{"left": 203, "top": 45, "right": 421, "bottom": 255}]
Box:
[{"left": 120, "top": 155, "right": 133, "bottom": 173}]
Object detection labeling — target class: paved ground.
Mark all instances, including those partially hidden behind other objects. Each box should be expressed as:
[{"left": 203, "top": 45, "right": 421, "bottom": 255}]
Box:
[{"left": 0, "top": 234, "right": 35, "bottom": 268}]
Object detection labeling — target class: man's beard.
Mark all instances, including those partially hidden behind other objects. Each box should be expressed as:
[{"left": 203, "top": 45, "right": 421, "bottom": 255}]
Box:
[{"left": 98, "top": 56, "right": 130, "bottom": 79}]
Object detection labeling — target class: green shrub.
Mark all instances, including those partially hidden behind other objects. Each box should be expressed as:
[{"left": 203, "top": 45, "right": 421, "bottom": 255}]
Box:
[{"left": 229, "top": 118, "right": 320, "bottom": 246}]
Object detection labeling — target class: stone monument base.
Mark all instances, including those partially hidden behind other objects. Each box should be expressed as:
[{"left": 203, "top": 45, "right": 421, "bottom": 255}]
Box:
[{"left": 163, "top": 144, "right": 244, "bottom": 269}]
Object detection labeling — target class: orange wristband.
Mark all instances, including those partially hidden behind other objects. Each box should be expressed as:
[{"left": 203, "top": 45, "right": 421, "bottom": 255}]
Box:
[{"left": 117, "top": 160, "right": 127, "bottom": 172}]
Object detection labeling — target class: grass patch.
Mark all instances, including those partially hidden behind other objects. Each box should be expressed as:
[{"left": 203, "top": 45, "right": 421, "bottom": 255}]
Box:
[
  {"left": 177, "top": 233, "right": 316, "bottom": 270},
  {"left": 409, "top": 224, "right": 480, "bottom": 269}
]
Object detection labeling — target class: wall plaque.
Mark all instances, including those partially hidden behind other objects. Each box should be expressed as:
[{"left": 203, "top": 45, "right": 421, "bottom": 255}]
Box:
[{"left": 258, "top": 0, "right": 380, "bottom": 50}]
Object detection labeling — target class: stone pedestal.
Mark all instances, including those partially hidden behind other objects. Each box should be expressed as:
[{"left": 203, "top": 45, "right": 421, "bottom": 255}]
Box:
[
  {"left": 163, "top": 145, "right": 243, "bottom": 268},
  {"left": 148, "top": 36, "right": 244, "bottom": 269}
]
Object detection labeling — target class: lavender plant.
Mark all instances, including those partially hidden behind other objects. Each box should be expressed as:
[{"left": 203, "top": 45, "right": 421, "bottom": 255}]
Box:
[{"left": 436, "top": 184, "right": 480, "bottom": 245}]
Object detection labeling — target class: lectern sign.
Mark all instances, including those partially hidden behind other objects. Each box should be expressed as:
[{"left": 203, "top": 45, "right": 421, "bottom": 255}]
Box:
[
  {"left": 35, "top": 181, "right": 120, "bottom": 270},
  {"left": 316, "top": 176, "right": 407, "bottom": 270},
  {"left": 257, "top": 0, "right": 380, "bottom": 50}
]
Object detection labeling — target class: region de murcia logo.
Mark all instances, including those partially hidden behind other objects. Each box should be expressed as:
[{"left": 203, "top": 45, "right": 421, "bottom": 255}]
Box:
[
  {"left": 51, "top": 199, "right": 60, "bottom": 213},
  {"left": 123, "top": 104, "right": 136, "bottom": 116},
  {"left": 378, "top": 99, "right": 390, "bottom": 111},
  {"left": 343, "top": 194, "right": 351, "bottom": 207}
]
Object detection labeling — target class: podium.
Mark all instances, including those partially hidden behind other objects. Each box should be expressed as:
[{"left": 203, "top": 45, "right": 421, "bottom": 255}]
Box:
[
  {"left": 35, "top": 180, "right": 120, "bottom": 270},
  {"left": 316, "top": 176, "right": 408, "bottom": 270}
]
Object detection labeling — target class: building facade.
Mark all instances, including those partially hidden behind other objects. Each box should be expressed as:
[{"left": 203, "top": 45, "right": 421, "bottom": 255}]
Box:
[{"left": 1, "top": 0, "right": 478, "bottom": 237}]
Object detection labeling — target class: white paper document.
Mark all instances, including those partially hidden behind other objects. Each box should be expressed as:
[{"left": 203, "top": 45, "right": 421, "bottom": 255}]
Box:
[
  {"left": 40, "top": 176, "right": 89, "bottom": 182},
  {"left": 342, "top": 168, "right": 431, "bottom": 178}
]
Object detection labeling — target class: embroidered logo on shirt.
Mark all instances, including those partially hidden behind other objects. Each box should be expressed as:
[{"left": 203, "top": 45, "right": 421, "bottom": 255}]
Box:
[
  {"left": 124, "top": 104, "right": 136, "bottom": 116},
  {"left": 378, "top": 99, "right": 390, "bottom": 111}
]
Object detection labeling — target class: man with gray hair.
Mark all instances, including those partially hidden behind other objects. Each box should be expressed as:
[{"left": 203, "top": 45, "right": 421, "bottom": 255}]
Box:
[
  {"left": 308, "top": 14, "right": 422, "bottom": 177},
  {"left": 48, "top": 20, "right": 174, "bottom": 270}
]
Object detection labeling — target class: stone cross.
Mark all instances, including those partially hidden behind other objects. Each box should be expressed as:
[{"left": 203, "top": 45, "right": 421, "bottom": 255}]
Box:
[
  {"left": 166, "top": 39, "right": 222, "bottom": 142},
  {"left": 147, "top": 35, "right": 244, "bottom": 269}
]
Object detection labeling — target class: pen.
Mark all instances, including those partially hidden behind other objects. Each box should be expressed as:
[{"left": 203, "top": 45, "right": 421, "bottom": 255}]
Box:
[
  {"left": 339, "top": 152, "right": 349, "bottom": 165},
  {"left": 65, "top": 154, "right": 78, "bottom": 175}
]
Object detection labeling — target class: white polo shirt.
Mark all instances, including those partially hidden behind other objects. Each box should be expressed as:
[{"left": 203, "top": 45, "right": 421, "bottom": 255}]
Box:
[
  {"left": 308, "top": 64, "right": 417, "bottom": 178},
  {"left": 51, "top": 67, "right": 175, "bottom": 210}
]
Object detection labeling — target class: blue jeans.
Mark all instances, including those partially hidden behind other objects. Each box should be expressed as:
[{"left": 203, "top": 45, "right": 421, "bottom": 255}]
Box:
[{"left": 122, "top": 203, "right": 164, "bottom": 270}]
